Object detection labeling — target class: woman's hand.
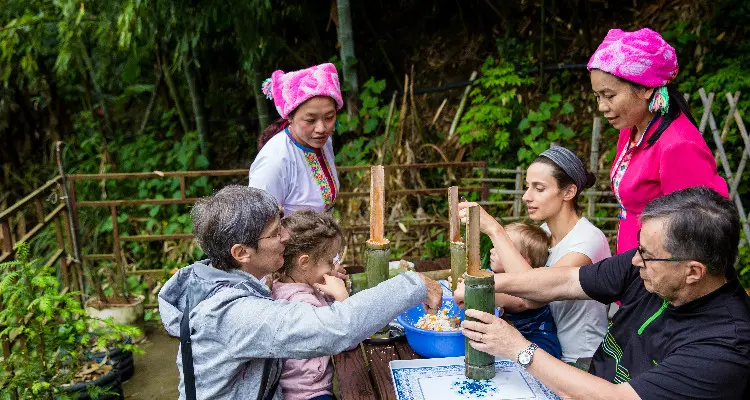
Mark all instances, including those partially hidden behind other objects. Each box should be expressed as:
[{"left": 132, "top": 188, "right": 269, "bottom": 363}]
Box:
[
  {"left": 461, "top": 309, "right": 530, "bottom": 359},
  {"left": 333, "top": 261, "right": 348, "bottom": 280},
  {"left": 457, "top": 201, "right": 502, "bottom": 236},
  {"left": 314, "top": 274, "right": 349, "bottom": 301},
  {"left": 453, "top": 281, "right": 466, "bottom": 309}
]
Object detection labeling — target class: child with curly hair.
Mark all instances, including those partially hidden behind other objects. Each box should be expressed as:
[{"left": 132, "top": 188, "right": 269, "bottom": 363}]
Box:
[{"left": 269, "top": 210, "right": 349, "bottom": 400}]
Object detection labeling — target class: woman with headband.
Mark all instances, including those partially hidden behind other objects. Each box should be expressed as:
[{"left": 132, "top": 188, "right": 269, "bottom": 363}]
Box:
[
  {"left": 588, "top": 28, "right": 727, "bottom": 254},
  {"left": 456, "top": 146, "right": 610, "bottom": 369},
  {"left": 249, "top": 63, "right": 342, "bottom": 216}
]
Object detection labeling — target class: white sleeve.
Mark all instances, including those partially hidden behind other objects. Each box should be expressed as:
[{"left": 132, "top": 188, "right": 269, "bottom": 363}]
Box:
[
  {"left": 248, "top": 147, "right": 288, "bottom": 204},
  {"left": 563, "top": 222, "right": 611, "bottom": 263}
]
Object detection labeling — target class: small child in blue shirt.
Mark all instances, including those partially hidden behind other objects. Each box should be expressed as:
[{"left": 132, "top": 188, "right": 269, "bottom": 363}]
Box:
[{"left": 494, "top": 222, "right": 562, "bottom": 359}]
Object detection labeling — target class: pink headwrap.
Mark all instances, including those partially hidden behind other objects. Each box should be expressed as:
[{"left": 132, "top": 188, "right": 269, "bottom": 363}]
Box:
[
  {"left": 261, "top": 63, "right": 344, "bottom": 119},
  {"left": 587, "top": 28, "right": 679, "bottom": 88}
]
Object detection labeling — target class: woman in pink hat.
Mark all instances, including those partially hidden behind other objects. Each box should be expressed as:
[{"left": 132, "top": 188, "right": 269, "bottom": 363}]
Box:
[
  {"left": 588, "top": 28, "right": 728, "bottom": 254},
  {"left": 249, "top": 63, "right": 343, "bottom": 216}
]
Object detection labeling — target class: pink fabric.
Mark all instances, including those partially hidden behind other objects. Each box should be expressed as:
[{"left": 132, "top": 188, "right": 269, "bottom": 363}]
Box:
[
  {"left": 262, "top": 63, "right": 344, "bottom": 119},
  {"left": 588, "top": 28, "right": 679, "bottom": 88},
  {"left": 271, "top": 281, "right": 335, "bottom": 400},
  {"left": 611, "top": 113, "right": 728, "bottom": 254}
]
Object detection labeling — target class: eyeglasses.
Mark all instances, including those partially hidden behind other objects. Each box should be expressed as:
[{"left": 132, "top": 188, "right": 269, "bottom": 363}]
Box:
[
  {"left": 258, "top": 232, "right": 282, "bottom": 241},
  {"left": 636, "top": 229, "right": 686, "bottom": 268}
]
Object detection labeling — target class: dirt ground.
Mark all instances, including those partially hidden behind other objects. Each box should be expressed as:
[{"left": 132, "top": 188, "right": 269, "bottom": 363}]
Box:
[{"left": 123, "top": 322, "right": 180, "bottom": 399}]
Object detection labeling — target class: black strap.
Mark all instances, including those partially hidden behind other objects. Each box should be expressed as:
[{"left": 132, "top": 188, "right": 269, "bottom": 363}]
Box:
[
  {"left": 181, "top": 292, "right": 280, "bottom": 400},
  {"left": 180, "top": 296, "right": 197, "bottom": 400},
  {"left": 257, "top": 358, "right": 280, "bottom": 400}
]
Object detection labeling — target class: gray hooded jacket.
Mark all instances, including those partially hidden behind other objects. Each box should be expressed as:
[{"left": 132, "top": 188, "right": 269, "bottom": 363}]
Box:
[{"left": 159, "top": 260, "right": 427, "bottom": 399}]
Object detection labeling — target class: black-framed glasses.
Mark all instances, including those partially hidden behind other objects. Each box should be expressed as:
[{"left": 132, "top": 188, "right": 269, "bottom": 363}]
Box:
[
  {"left": 258, "top": 232, "right": 282, "bottom": 241},
  {"left": 636, "top": 229, "right": 686, "bottom": 267}
]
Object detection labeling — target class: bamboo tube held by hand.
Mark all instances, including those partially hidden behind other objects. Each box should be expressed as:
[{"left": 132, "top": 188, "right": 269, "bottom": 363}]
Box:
[
  {"left": 449, "top": 186, "right": 466, "bottom": 292},
  {"left": 365, "top": 166, "right": 389, "bottom": 289},
  {"left": 464, "top": 205, "right": 496, "bottom": 380}
]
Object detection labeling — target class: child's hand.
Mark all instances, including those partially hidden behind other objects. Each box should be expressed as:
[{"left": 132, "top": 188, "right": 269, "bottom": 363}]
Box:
[
  {"left": 314, "top": 274, "right": 349, "bottom": 302},
  {"left": 489, "top": 248, "right": 505, "bottom": 273}
]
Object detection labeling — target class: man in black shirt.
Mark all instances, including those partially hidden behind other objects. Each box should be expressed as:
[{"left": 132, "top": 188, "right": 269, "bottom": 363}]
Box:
[{"left": 456, "top": 187, "right": 750, "bottom": 399}]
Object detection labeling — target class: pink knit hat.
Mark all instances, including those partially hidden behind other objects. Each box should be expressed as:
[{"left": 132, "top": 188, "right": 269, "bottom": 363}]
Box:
[
  {"left": 587, "top": 28, "right": 679, "bottom": 88},
  {"left": 261, "top": 63, "right": 344, "bottom": 119}
]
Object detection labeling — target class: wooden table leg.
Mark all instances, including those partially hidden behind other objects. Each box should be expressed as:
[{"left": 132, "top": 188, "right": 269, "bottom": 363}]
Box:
[{"left": 333, "top": 344, "right": 377, "bottom": 400}]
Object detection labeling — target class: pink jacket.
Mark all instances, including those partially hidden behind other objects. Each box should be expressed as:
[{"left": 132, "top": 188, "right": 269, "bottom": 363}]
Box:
[
  {"left": 271, "top": 281, "right": 336, "bottom": 400},
  {"left": 611, "top": 112, "right": 728, "bottom": 254}
]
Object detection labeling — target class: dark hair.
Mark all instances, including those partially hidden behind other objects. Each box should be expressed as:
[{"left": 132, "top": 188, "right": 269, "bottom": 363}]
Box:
[
  {"left": 258, "top": 117, "right": 292, "bottom": 151},
  {"left": 270, "top": 210, "right": 343, "bottom": 285},
  {"left": 505, "top": 222, "right": 551, "bottom": 269},
  {"left": 532, "top": 155, "right": 596, "bottom": 215},
  {"left": 191, "top": 185, "right": 281, "bottom": 271},
  {"left": 620, "top": 80, "right": 698, "bottom": 149},
  {"left": 640, "top": 186, "right": 739, "bottom": 276}
]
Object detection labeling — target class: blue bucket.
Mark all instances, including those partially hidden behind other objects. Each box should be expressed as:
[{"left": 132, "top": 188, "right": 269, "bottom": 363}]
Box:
[{"left": 397, "top": 297, "right": 465, "bottom": 358}]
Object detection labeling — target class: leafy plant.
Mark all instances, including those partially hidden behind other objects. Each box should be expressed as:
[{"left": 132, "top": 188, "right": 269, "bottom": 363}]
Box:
[
  {"left": 516, "top": 94, "right": 576, "bottom": 165},
  {"left": 0, "top": 242, "right": 140, "bottom": 398}
]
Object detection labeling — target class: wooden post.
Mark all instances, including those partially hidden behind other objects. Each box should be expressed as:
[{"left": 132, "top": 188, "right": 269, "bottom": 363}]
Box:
[
  {"left": 464, "top": 205, "right": 496, "bottom": 380},
  {"left": 449, "top": 187, "right": 466, "bottom": 292},
  {"left": 588, "top": 117, "right": 601, "bottom": 218},
  {"left": 365, "top": 166, "right": 389, "bottom": 288}
]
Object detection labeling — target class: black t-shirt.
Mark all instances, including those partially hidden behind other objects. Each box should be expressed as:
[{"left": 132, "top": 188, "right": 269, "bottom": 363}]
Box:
[{"left": 579, "top": 250, "right": 750, "bottom": 400}]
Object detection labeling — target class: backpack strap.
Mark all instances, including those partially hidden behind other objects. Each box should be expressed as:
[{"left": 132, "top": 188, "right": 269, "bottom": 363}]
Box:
[
  {"left": 180, "top": 295, "right": 197, "bottom": 400},
  {"left": 257, "top": 358, "right": 281, "bottom": 400}
]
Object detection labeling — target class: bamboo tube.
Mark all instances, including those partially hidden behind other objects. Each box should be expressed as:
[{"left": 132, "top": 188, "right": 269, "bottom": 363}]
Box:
[
  {"left": 448, "top": 186, "right": 466, "bottom": 292},
  {"left": 365, "top": 166, "right": 389, "bottom": 288},
  {"left": 464, "top": 205, "right": 496, "bottom": 380},
  {"left": 369, "top": 166, "right": 385, "bottom": 243}
]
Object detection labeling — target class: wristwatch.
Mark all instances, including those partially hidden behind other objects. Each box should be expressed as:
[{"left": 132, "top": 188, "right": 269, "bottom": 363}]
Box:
[{"left": 517, "top": 343, "right": 538, "bottom": 369}]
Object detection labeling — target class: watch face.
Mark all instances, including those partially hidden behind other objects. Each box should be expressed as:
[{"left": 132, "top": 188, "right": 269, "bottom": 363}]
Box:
[{"left": 519, "top": 352, "right": 531, "bottom": 365}]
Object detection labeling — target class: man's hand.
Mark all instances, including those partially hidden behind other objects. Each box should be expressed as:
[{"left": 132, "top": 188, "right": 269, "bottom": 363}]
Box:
[
  {"left": 314, "top": 274, "right": 349, "bottom": 302},
  {"left": 461, "top": 309, "right": 529, "bottom": 360},
  {"left": 457, "top": 201, "right": 503, "bottom": 236},
  {"left": 453, "top": 281, "right": 466, "bottom": 309},
  {"left": 418, "top": 273, "right": 444, "bottom": 312}
]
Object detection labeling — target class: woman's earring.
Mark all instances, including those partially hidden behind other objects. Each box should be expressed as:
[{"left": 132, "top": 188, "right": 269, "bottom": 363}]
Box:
[{"left": 649, "top": 86, "right": 670, "bottom": 115}]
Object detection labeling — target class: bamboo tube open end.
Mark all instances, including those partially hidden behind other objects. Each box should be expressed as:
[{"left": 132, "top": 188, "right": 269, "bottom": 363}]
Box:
[
  {"left": 366, "top": 238, "right": 390, "bottom": 248},
  {"left": 466, "top": 269, "right": 494, "bottom": 278}
]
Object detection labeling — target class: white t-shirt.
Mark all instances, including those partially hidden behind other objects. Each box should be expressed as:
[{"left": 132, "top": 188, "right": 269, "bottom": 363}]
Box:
[
  {"left": 541, "top": 217, "right": 610, "bottom": 362},
  {"left": 249, "top": 129, "right": 339, "bottom": 216}
]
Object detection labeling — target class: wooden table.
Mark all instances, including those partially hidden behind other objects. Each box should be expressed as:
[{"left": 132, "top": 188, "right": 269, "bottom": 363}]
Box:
[{"left": 334, "top": 338, "right": 422, "bottom": 400}]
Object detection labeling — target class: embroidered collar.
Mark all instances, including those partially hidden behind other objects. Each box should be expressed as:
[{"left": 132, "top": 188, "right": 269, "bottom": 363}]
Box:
[
  {"left": 285, "top": 127, "right": 315, "bottom": 152},
  {"left": 628, "top": 115, "right": 660, "bottom": 149}
]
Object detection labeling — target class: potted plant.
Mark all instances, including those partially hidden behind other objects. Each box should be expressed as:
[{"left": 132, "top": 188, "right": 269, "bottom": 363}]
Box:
[
  {"left": 0, "top": 242, "right": 140, "bottom": 398},
  {"left": 83, "top": 257, "right": 145, "bottom": 337}
]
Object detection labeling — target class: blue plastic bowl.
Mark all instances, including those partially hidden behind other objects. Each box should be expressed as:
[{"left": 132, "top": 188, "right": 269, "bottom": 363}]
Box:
[{"left": 397, "top": 297, "right": 465, "bottom": 358}]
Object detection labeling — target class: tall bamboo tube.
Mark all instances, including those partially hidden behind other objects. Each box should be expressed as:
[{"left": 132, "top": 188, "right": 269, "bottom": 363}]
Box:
[
  {"left": 365, "top": 166, "right": 389, "bottom": 288},
  {"left": 448, "top": 186, "right": 466, "bottom": 292},
  {"left": 464, "top": 205, "right": 496, "bottom": 380}
]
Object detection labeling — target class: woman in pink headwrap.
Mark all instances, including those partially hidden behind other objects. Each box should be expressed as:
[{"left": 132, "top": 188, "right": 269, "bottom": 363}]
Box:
[
  {"left": 588, "top": 28, "right": 728, "bottom": 254},
  {"left": 249, "top": 63, "right": 343, "bottom": 216}
]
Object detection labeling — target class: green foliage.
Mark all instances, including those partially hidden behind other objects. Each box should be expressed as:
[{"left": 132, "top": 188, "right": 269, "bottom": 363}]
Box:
[
  {"left": 516, "top": 94, "right": 576, "bottom": 165},
  {"left": 456, "top": 58, "right": 533, "bottom": 164},
  {"left": 0, "top": 242, "right": 141, "bottom": 398}
]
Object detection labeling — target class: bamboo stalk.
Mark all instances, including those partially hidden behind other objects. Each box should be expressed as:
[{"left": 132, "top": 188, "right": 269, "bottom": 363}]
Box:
[
  {"left": 369, "top": 166, "right": 385, "bottom": 243},
  {"left": 448, "top": 186, "right": 461, "bottom": 243},
  {"left": 450, "top": 241, "right": 466, "bottom": 293},
  {"left": 464, "top": 205, "right": 496, "bottom": 380},
  {"left": 365, "top": 165, "right": 389, "bottom": 288}
]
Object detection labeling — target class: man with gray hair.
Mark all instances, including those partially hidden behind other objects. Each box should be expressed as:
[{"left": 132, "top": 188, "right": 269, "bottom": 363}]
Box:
[
  {"left": 159, "top": 185, "right": 443, "bottom": 399},
  {"left": 455, "top": 186, "right": 750, "bottom": 399}
]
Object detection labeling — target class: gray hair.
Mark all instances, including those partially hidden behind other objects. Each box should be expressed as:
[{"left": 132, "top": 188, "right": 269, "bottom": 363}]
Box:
[
  {"left": 191, "top": 185, "right": 280, "bottom": 271},
  {"left": 640, "top": 186, "right": 739, "bottom": 276}
]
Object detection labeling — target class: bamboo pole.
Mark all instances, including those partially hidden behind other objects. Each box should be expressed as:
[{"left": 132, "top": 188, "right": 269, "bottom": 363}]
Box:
[
  {"left": 464, "top": 205, "right": 496, "bottom": 380},
  {"left": 365, "top": 166, "right": 389, "bottom": 288},
  {"left": 448, "top": 187, "right": 466, "bottom": 292}
]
